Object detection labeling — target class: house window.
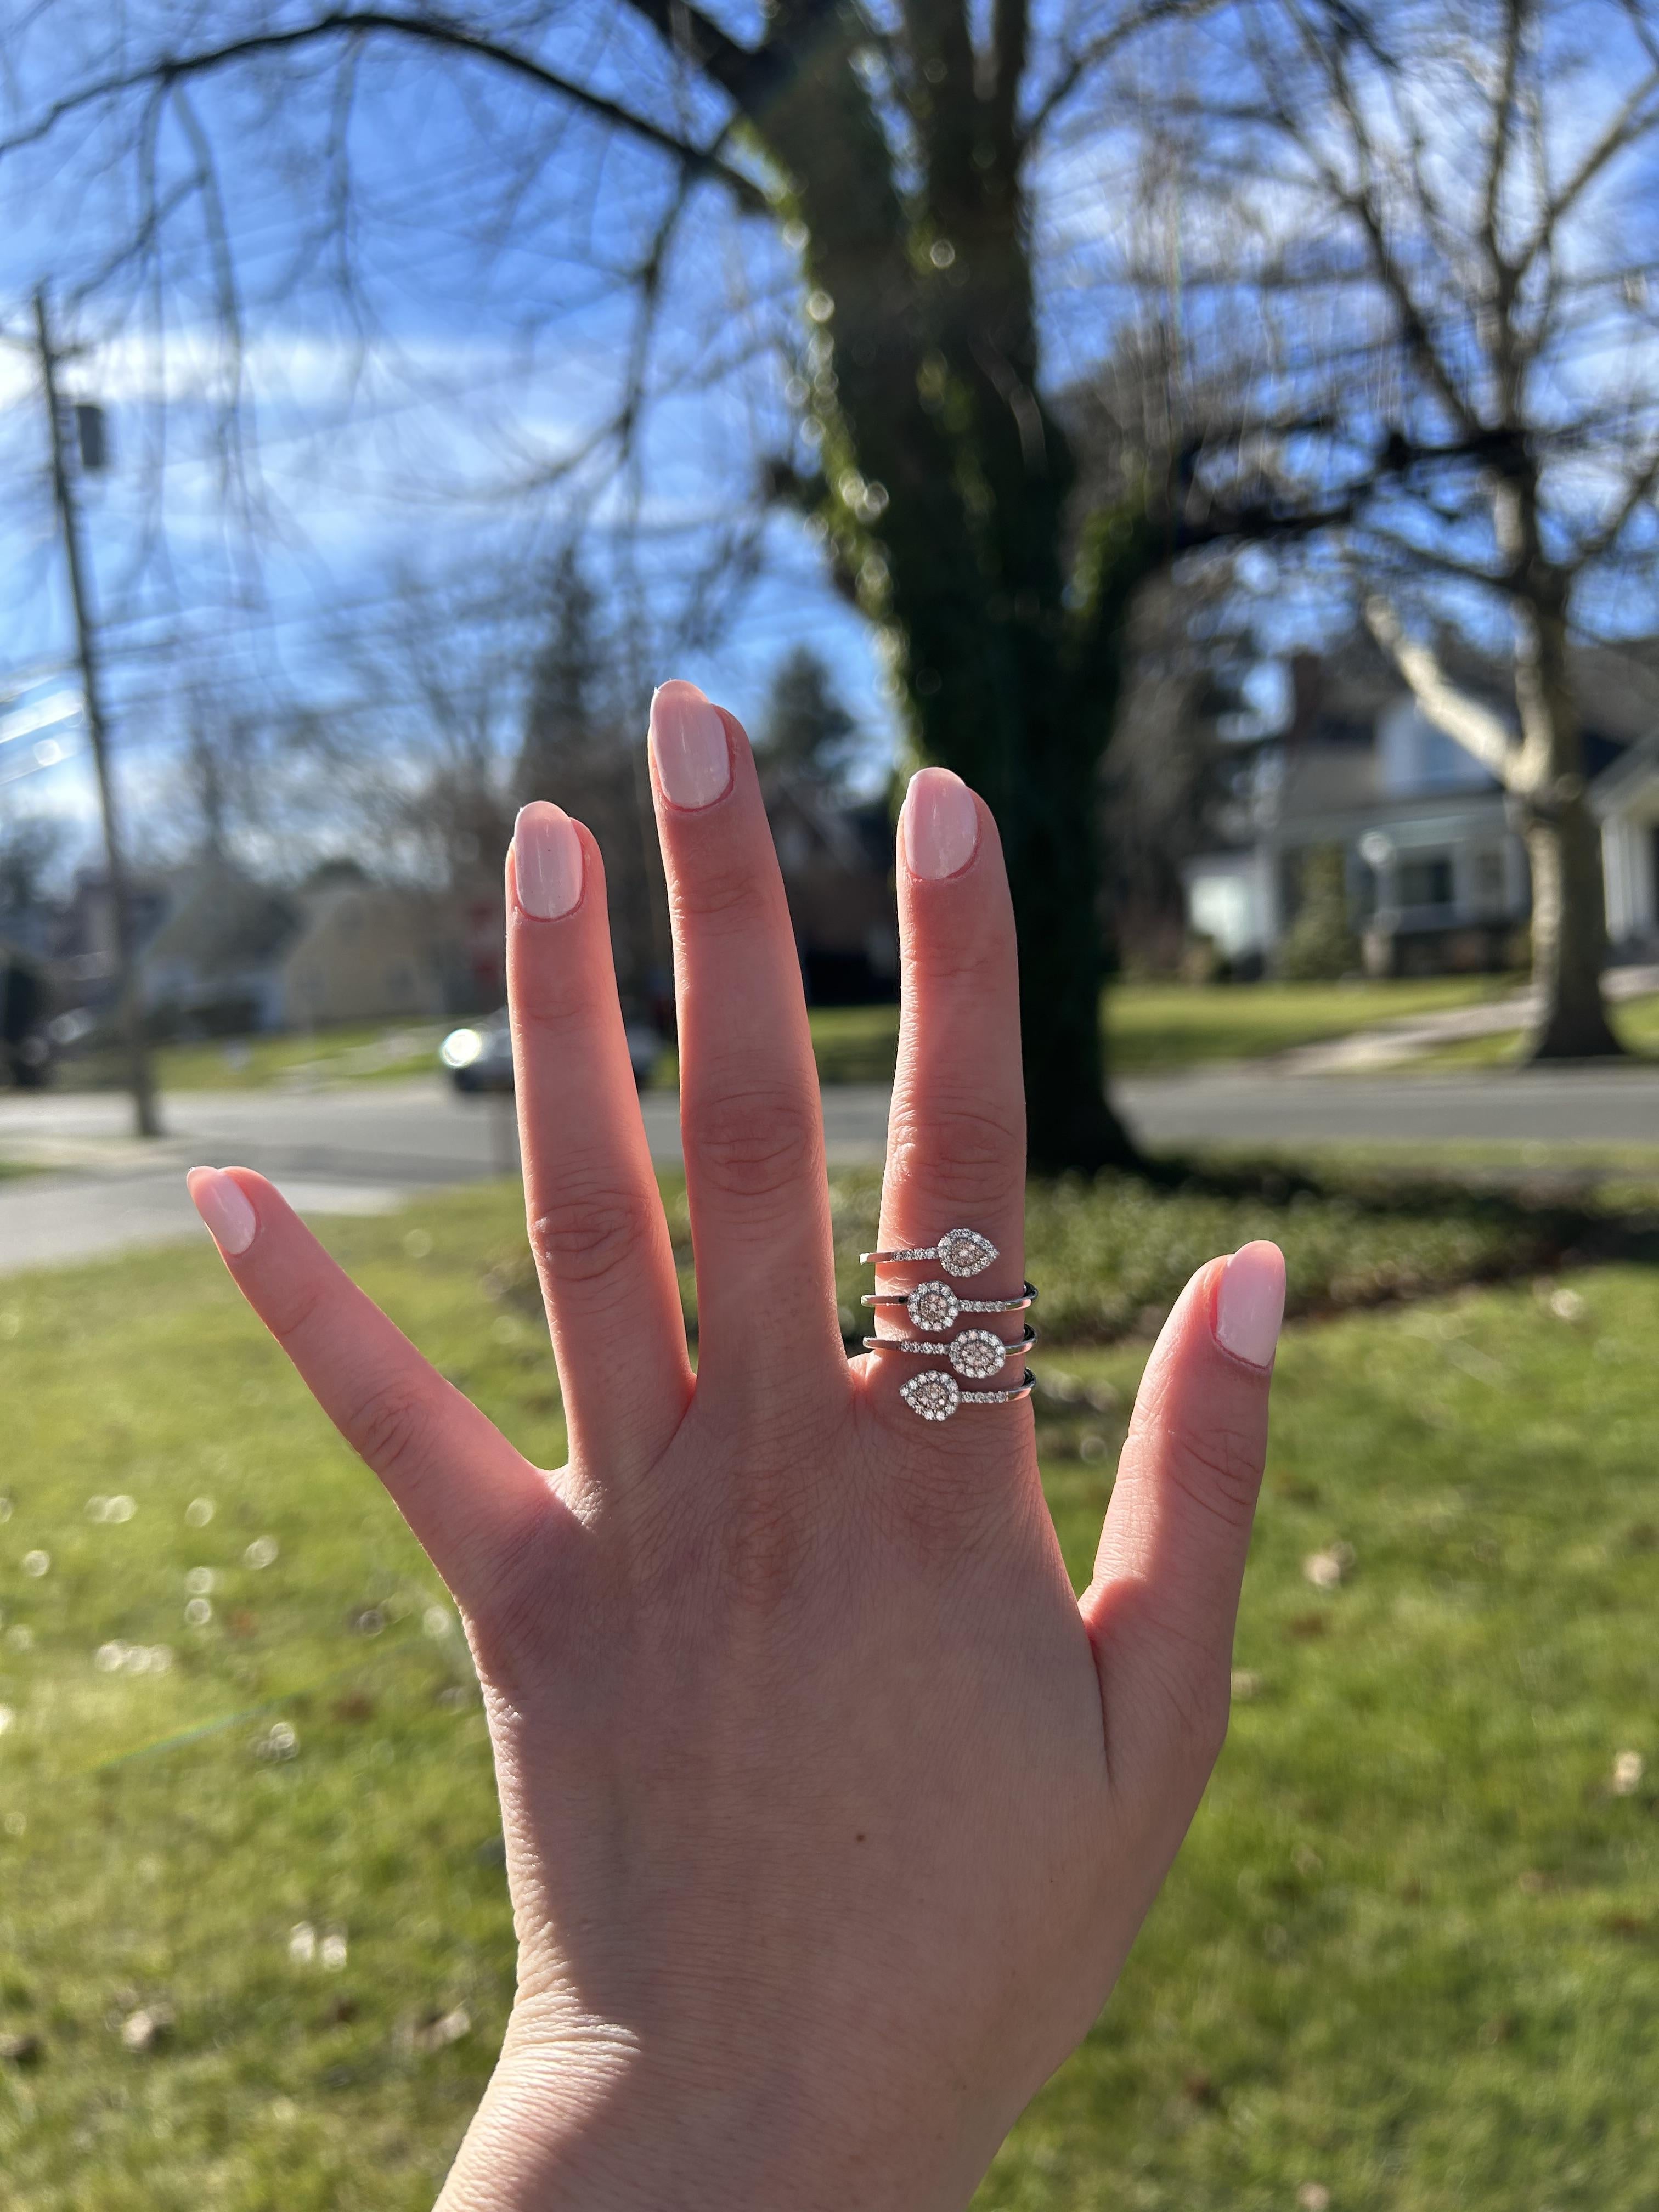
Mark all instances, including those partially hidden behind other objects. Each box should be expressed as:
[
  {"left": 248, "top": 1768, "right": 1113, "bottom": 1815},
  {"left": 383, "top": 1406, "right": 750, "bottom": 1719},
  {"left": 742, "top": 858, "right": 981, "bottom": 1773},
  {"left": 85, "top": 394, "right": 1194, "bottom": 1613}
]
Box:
[
  {"left": 1471, "top": 847, "right": 1506, "bottom": 912},
  {"left": 1397, "top": 854, "right": 1454, "bottom": 910}
]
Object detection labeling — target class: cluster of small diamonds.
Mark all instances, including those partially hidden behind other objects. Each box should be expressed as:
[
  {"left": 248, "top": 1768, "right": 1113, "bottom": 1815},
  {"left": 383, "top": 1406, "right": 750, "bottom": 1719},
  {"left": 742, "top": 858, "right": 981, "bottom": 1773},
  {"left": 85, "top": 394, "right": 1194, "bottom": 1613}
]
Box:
[
  {"left": 936, "top": 1227, "right": 997, "bottom": 1278},
  {"left": 948, "top": 1328, "right": 1007, "bottom": 1380},
  {"left": 906, "top": 1280, "right": 960, "bottom": 1332},
  {"left": 900, "top": 1371, "right": 961, "bottom": 1421}
]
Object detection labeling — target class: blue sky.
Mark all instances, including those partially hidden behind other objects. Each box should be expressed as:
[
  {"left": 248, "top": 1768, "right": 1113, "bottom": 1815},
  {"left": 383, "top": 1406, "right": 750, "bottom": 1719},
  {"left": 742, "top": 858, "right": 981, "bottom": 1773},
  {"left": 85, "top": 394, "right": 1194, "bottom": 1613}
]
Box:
[{"left": 3, "top": 0, "right": 1657, "bottom": 871}]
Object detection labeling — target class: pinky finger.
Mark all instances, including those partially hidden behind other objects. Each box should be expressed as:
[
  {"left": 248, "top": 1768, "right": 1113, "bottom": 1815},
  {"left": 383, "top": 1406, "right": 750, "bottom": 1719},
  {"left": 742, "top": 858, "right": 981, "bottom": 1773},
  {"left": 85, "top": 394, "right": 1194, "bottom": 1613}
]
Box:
[{"left": 187, "top": 1167, "right": 555, "bottom": 1608}]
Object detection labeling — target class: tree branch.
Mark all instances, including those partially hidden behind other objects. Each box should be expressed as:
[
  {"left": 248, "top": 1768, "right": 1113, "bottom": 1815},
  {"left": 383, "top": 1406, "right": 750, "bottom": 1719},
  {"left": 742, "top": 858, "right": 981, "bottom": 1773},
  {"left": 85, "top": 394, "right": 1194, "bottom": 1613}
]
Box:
[
  {"left": 1579, "top": 441, "right": 1659, "bottom": 564},
  {"left": 0, "top": 8, "right": 771, "bottom": 213},
  {"left": 1022, "top": 0, "right": 1222, "bottom": 148},
  {"left": 1364, "top": 596, "right": 1516, "bottom": 783}
]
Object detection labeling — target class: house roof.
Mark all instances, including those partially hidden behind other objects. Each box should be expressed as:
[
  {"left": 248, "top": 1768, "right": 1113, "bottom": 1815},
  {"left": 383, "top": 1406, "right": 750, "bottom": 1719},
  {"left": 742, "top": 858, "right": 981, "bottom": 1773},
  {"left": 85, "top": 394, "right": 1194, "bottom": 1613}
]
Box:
[{"left": 142, "top": 861, "right": 300, "bottom": 980}]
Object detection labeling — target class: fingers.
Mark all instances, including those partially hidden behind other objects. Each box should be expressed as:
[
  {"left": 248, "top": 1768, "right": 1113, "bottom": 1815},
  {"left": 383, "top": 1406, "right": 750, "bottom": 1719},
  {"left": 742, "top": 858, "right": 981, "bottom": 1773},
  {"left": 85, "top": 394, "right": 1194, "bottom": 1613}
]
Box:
[
  {"left": 648, "top": 682, "right": 843, "bottom": 1394},
  {"left": 1081, "top": 1242, "right": 1284, "bottom": 1802},
  {"left": 867, "top": 769, "right": 1028, "bottom": 1430},
  {"left": 508, "top": 804, "right": 693, "bottom": 1472},
  {"left": 186, "top": 1167, "right": 554, "bottom": 1610}
]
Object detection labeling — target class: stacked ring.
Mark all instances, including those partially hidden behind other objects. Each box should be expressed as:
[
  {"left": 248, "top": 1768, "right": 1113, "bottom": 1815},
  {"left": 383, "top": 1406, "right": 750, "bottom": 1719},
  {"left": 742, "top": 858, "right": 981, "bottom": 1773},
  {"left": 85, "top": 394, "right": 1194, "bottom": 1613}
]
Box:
[{"left": 860, "top": 1227, "right": 1037, "bottom": 1419}]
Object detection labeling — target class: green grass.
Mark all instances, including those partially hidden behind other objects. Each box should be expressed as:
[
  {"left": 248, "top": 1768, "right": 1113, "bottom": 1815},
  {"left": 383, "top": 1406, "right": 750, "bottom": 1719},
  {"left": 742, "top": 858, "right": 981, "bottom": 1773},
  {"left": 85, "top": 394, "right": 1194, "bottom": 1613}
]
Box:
[
  {"left": 63, "top": 1023, "right": 449, "bottom": 1094},
  {"left": 1103, "top": 976, "right": 1511, "bottom": 1075},
  {"left": 799, "top": 979, "right": 1513, "bottom": 1087},
  {"left": 1, "top": 1178, "right": 1656, "bottom": 2205},
  {"left": 1405, "top": 992, "right": 1659, "bottom": 1073},
  {"left": 47, "top": 978, "right": 1519, "bottom": 1102}
]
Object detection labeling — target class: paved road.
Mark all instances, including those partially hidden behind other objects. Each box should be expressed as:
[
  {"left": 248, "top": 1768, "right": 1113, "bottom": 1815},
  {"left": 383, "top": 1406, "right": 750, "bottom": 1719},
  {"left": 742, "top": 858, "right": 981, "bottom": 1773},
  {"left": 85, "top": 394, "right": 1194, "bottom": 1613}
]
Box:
[{"left": 0, "top": 1064, "right": 1655, "bottom": 1273}]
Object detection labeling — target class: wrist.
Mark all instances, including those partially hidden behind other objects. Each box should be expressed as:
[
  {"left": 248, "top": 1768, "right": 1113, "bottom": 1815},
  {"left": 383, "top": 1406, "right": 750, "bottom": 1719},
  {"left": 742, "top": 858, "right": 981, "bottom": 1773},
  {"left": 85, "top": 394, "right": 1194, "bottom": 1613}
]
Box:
[{"left": 436, "top": 2001, "right": 985, "bottom": 2212}]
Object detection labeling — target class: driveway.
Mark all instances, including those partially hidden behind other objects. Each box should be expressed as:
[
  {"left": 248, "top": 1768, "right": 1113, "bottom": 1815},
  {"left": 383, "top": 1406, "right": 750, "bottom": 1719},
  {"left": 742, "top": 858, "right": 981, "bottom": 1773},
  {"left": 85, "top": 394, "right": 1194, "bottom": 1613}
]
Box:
[{"left": 0, "top": 1064, "right": 1655, "bottom": 1273}]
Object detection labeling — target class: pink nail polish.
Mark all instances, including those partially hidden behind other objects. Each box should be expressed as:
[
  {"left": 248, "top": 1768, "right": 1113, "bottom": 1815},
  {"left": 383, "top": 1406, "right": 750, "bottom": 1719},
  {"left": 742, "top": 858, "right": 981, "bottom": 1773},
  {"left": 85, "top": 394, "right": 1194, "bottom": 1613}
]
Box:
[
  {"left": 902, "top": 767, "right": 979, "bottom": 881},
  {"left": 650, "top": 681, "right": 731, "bottom": 809},
  {"left": 1214, "top": 1241, "right": 1285, "bottom": 1369},
  {"left": 515, "top": 803, "right": 583, "bottom": 919},
  {"left": 187, "top": 1166, "right": 257, "bottom": 1258}
]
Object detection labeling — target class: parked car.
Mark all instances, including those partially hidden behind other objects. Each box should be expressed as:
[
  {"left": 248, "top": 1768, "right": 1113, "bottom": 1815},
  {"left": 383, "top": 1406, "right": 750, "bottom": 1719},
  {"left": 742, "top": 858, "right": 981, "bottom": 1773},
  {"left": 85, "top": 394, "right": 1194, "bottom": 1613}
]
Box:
[{"left": 440, "top": 1009, "right": 662, "bottom": 1093}]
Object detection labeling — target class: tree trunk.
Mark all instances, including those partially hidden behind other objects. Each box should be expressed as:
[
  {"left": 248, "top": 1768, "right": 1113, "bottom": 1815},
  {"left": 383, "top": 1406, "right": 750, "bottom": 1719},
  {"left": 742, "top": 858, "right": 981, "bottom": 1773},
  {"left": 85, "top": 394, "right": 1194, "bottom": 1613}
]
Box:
[
  {"left": 757, "top": 41, "right": 1143, "bottom": 1171},
  {"left": 1523, "top": 798, "right": 1621, "bottom": 1057},
  {"left": 1512, "top": 583, "right": 1623, "bottom": 1059}
]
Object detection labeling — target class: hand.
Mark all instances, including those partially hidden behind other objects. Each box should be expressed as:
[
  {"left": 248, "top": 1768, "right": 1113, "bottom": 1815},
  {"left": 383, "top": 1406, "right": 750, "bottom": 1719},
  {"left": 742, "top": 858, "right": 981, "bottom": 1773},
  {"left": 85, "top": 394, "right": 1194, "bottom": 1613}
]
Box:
[{"left": 185, "top": 682, "right": 1285, "bottom": 2212}]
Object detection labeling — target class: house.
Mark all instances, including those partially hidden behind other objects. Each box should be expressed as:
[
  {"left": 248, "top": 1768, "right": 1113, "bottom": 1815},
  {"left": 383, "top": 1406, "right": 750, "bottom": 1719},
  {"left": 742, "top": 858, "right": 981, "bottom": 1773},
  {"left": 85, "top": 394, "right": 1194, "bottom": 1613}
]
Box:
[
  {"left": 269, "top": 872, "right": 492, "bottom": 1030},
  {"left": 1183, "top": 634, "right": 1659, "bottom": 975}
]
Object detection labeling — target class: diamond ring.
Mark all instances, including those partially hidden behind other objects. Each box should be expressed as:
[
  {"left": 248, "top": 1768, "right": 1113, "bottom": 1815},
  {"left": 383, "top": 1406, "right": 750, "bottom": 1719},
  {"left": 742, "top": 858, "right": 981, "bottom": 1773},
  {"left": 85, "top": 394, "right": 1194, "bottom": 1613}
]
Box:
[
  {"left": 859, "top": 1227, "right": 999, "bottom": 1279},
  {"left": 862, "top": 1323, "right": 1039, "bottom": 1380},
  {"left": 861, "top": 1279, "right": 1037, "bottom": 1334},
  {"left": 899, "top": 1369, "right": 1036, "bottom": 1422}
]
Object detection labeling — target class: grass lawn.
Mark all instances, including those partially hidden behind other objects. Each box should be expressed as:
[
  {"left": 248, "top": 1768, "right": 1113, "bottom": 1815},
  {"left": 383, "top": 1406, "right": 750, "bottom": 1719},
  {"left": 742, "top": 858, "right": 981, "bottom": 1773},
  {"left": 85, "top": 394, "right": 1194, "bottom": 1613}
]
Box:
[
  {"left": 43, "top": 978, "right": 1516, "bottom": 1103},
  {"left": 1, "top": 1177, "right": 1656, "bottom": 2206},
  {"left": 61, "top": 1023, "right": 449, "bottom": 1094},
  {"left": 1406, "top": 992, "right": 1659, "bottom": 1073}
]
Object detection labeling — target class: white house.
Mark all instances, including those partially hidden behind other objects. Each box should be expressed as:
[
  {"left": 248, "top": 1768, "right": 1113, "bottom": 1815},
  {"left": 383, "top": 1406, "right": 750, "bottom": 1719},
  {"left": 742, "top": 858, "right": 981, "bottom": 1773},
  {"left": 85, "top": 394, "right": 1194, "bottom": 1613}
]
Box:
[{"left": 1183, "top": 639, "right": 1659, "bottom": 974}]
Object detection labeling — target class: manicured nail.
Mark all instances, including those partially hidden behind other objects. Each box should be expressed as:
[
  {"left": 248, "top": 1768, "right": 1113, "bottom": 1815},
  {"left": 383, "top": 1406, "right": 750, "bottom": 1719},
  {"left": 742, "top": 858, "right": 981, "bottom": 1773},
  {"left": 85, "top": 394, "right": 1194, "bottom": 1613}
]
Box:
[
  {"left": 902, "top": 766, "right": 979, "bottom": 881},
  {"left": 650, "top": 681, "right": 731, "bottom": 809},
  {"left": 1214, "top": 1241, "right": 1286, "bottom": 1369},
  {"left": 187, "top": 1166, "right": 257, "bottom": 1258},
  {"left": 514, "top": 802, "right": 583, "bottom": 919}
]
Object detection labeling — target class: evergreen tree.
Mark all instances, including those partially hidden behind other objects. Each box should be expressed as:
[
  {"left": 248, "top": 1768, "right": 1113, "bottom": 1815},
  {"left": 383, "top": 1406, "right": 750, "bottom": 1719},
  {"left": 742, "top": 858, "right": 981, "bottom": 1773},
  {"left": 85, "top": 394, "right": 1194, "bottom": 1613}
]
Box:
[{"left": 759, "top": 647, "right": 859, "bottom": 791}]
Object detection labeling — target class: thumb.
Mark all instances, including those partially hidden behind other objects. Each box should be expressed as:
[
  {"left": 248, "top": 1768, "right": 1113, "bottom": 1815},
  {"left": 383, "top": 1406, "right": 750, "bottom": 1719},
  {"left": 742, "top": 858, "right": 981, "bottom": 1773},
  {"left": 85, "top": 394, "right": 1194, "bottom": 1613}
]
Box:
[{"left": 1080, "top": 1242, "right": 1284, "bottom": 1806}]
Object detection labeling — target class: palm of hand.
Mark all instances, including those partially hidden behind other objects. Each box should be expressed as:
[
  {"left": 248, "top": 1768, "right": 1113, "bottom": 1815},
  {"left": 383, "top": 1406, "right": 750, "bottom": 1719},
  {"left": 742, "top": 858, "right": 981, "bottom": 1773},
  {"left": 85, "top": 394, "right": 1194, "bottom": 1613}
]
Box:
[{"left": 188, "top": 684, "right": 1282, "bottom": 2212}]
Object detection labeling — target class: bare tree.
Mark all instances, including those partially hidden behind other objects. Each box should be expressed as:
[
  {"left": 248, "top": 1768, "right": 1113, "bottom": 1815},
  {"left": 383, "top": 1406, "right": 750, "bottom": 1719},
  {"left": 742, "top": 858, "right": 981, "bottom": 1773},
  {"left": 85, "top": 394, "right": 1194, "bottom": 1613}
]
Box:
[
  {"left": 1114, "top": 0, "right": 1659, "bottom": 1056},
  {"left": 2, "top": 0, "right": 1266, "bottom": 1169}
]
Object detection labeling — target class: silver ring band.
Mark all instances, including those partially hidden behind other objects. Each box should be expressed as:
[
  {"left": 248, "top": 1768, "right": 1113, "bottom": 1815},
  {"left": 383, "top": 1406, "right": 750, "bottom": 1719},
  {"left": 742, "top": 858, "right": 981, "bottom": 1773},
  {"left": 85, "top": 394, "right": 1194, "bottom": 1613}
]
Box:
[
  {"left": 859, "top": 1226, "right": 1000, "bottom": 1279},
  {"left": 860, "top": 1279, "right": 1037, "bottom": 1334},
  {"left": 863, "top": 1323, "right": 1038, "bottom": 1379},
  {"left": 899, "top": 1368, "right": 1036, "bottom": 1421}
]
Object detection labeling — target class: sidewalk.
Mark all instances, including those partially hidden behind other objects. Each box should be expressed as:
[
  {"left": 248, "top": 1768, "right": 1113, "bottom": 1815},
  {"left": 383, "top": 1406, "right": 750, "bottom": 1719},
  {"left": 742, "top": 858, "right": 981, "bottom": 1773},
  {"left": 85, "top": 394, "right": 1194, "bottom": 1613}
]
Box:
[{"left": 1279, "top": 964, "right": 1659, "bottom": 1073}]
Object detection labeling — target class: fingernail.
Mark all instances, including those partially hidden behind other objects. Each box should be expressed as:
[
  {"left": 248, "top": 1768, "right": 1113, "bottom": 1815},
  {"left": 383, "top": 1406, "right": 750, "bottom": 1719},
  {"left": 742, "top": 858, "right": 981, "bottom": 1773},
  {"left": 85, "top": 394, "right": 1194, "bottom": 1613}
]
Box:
[
  {"left": 650, "top": 681, "right": 731, "bottom": 809},
  {"left": 514, "top": 802, "right": 583, "bottom": 919},
  {"left": 187, "top": 1166, "right": 257, "bottom": 1258},
  {"left": 902, "top": 766, "right": 979, "bottom": 881},
  {"left": 1214, "top": 1241, "right": 1286, "bottom": 1369}
]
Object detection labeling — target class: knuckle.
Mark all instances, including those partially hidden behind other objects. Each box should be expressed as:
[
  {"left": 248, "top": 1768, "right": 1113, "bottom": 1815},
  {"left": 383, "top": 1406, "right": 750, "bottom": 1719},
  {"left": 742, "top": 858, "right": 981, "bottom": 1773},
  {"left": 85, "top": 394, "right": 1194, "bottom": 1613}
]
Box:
[
  {"left": 887, "top": 1092, "right": 1023, "bottom": 1209},
  {"left": 264, "top": 1275, "right": 331, "bottom": 1352},
  {"left": 531, "top": 1177, "right": 658, "bottom": 1288},
  {"left": 345, "top": 1376, "right": 437, "bottom": 1486},
  {"left": 1160, "top": 1414, "right": 1265, "bottom": 1536},
  {"left": 672, "top": 856, "right": 772, "bottom": 932},
  {"left": 688, "top": 1084, "right": 819, "bottom": 1205}
]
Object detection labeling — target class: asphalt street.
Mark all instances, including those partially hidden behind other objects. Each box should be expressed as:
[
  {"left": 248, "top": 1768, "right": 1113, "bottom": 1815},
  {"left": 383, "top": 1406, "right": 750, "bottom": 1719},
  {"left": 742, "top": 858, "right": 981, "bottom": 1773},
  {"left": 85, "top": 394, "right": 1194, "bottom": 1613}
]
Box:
[{"left": 0, "top": 1063, "right": 1655, "bottom": 1273}]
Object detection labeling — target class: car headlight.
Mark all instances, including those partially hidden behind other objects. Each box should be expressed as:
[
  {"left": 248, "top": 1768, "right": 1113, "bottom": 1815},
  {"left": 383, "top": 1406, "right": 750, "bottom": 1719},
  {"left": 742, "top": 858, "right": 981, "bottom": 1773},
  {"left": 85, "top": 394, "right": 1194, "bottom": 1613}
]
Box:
[{"left": 440, "top": 1026, "right": 484, "bottom": 1070}]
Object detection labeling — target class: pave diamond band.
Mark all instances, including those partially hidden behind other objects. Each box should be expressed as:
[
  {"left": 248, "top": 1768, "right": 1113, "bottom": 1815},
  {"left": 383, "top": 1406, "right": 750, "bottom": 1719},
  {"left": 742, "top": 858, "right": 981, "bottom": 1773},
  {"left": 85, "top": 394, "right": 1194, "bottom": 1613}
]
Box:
[
  {"left": 863, "top": 1323, "right": 1039, "bottom": 1380},
  {"left": 899, "top": 1368, "right": 1037, "bottom": 1422},
  {"left": 859, "top": 1226, "right": 998, "bottom": 1279},
  {"left": 861, "top": 1279, "right": 1037, "bottom": 1334}
]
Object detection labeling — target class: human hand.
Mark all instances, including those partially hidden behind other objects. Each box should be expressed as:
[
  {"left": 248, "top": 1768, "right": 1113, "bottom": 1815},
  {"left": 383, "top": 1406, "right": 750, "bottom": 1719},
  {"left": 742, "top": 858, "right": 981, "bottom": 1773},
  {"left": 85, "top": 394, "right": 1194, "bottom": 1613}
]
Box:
[{"left": 185, "top": 682, "right": 1284, "bottom": 2212}]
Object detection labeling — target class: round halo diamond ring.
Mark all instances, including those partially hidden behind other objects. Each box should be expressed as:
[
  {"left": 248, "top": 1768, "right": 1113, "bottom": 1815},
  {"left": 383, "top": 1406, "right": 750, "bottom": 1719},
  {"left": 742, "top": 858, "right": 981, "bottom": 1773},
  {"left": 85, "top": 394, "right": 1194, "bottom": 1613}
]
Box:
[
  {"left": 862, "top": 1324, "right": 1038, "bottom": 1380},
  {"left": 861, "top": 1279, "right": 1037, "bottom": 1334},
  {"left": 859, "top": 1227, "right": 998, "bottom": 1279},
  {"left": 898, "top": 1368, "right": 1036, "bottom": 1422}
]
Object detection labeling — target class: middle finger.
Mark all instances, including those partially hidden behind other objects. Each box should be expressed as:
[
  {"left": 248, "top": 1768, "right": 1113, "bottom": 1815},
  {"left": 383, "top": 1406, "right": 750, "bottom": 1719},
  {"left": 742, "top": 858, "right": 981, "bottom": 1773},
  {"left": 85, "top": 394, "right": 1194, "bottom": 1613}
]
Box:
[{"left": 647, "top": 681, "right": 845, "bottom": 1399}]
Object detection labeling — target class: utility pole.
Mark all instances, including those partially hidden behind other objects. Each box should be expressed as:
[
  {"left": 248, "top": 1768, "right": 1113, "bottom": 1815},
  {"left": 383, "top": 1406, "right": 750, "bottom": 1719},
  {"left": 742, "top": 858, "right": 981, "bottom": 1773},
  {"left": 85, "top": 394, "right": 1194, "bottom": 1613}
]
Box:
[{"left": 35, "top": 285, "right": 159, "bottom": 1137}]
